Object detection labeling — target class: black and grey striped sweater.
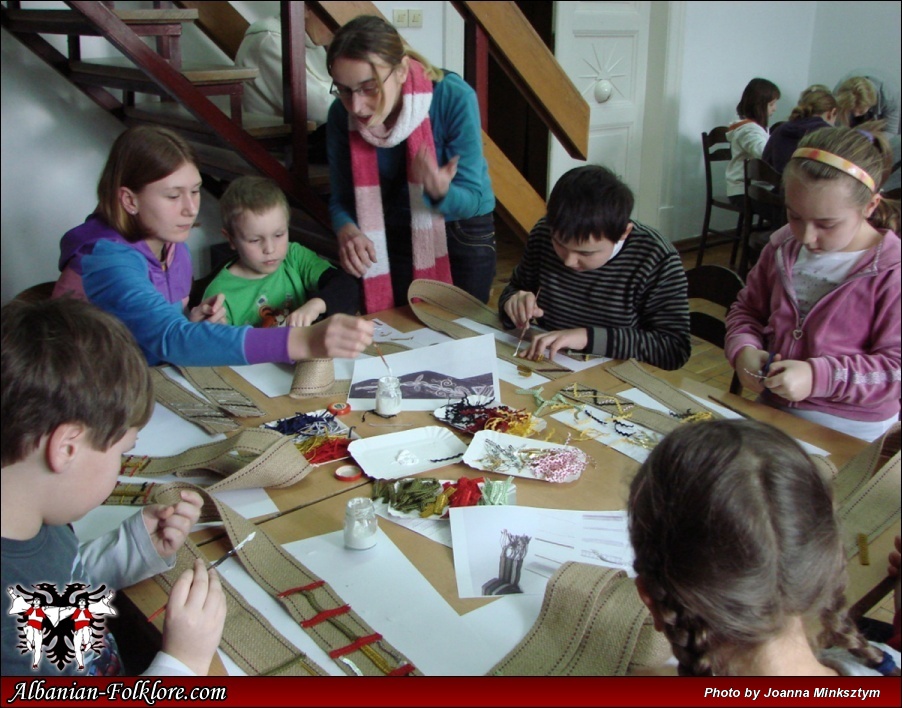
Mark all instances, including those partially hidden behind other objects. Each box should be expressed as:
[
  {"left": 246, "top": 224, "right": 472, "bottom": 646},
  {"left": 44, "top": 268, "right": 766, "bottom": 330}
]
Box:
[{"left": 498, "top": 218, "right": 691, "bottom": 371}]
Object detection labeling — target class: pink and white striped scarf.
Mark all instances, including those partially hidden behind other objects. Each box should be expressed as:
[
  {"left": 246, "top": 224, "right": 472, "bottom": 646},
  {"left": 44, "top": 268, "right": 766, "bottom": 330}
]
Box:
[{"left": 349, "top": 59, "right": 452, "bottom": 313}]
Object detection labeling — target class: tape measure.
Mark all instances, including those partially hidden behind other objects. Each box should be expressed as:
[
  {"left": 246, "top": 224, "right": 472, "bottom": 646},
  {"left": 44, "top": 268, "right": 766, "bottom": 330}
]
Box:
[{"left": 327, "top": 402, "right": 352, "bottom": 416}]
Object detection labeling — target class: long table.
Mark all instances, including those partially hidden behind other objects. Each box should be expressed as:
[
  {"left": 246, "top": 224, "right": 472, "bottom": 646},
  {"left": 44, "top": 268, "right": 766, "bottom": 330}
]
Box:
[{"left": 108, "top": 306, "right": 898, "bottom": 675}]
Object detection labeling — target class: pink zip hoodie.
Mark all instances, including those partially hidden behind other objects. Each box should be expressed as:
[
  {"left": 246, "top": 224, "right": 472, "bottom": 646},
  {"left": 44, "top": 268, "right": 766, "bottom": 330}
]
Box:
[{"left": 725, "top": 226, "right": 901, "bottom": 423}]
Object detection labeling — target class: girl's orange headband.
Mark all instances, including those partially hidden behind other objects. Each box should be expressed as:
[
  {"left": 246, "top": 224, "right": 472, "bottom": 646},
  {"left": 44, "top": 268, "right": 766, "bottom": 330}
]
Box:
[{"left": 790, "top": 148, "right": 876, "bottom": 192}]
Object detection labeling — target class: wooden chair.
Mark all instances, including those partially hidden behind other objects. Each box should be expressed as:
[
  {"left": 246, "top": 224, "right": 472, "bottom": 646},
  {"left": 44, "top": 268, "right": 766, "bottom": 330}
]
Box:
[
  {"left": 685, "top": 265, "right": 744, "bottom": 395},
  {"left": 739, "top": 158, "right": 785, "bottom": 278},
  {"left": 697, "top": 126, "right": 745, "bottom": 268}
]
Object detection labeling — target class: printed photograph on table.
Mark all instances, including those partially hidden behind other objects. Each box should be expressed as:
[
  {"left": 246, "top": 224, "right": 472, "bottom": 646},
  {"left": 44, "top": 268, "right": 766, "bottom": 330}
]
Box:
[
  {"left": 348, "top": 334, "right": 500, "bottom": 411},
  {"left": 449, "top": 506, "right": 634, "bottom": 599}
]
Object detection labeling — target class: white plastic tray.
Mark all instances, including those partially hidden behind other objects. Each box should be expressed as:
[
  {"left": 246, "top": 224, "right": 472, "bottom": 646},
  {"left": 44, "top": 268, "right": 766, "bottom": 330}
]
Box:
[
  {"left": 463, "top": 430, "right": 585, "bottom": 483},
  {"left": 348, "top": 426, "right": 468, "bottom": 480}
]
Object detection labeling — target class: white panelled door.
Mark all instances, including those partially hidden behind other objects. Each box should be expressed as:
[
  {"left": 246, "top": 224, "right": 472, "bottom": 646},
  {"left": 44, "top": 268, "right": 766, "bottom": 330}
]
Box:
[{"left": 549, "top": 1, "right": 651, "bottom": 196}]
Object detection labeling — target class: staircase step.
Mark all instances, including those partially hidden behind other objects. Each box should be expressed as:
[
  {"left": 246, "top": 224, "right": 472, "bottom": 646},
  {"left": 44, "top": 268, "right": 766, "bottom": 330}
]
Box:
[
  {"left": 189, "top": 142, "right": 330, "bottom": 192},
  {"left": 4, "top": 8, "right": 198, "bottom": 36},
  {"left": 125, "top": 101, "right": 291, "bottom": 141},
  {"left": 70, "top": 59, "right": 258, "bottom": 93}
]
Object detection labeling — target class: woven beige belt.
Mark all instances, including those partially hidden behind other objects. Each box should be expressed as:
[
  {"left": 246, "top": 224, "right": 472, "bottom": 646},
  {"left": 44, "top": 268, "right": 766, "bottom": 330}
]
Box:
[
  {"left": 608, "top": 359, "right": 721, "bottom": 420},
  {"left": 113, "top": 428, "right": 312, "bottom": 500},
  {"left": 831, "top": 423, "right": 901, "bottom": 558},
  {"left": 150, "top": 482, "right": 420, "bottom": 677},
  {"left": 154, "top": 532, "right": 328, "bottom": 676},
  {"left": 489, "top": 562, "right": 671, "bottom": 676},
  {"left": 290, "top": 359, "right": 348, "bottom": 399},
  {"left": 150, "top": 368, "right": 239, "bottom": 434},
  {"left": 176, "top": 366, "right": 264, "bottom": 418}
]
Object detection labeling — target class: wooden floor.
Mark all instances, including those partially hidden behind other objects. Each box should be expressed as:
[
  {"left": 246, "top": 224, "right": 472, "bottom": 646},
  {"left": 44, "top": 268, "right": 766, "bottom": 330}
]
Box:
[{"left": 488, "top": 229, "right": 748, "bottom": 397}]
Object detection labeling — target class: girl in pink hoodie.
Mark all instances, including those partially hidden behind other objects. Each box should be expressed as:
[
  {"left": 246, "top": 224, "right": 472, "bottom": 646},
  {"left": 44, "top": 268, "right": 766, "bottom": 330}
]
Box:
[{"left": 726, "top": 123, "right": 900, "bottom": 441}]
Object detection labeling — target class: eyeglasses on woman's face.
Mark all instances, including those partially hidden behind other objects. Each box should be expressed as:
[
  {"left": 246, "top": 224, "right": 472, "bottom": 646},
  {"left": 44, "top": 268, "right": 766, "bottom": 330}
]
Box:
[{"left": 330, "top": 67, "right": 395, "bottom": 100}]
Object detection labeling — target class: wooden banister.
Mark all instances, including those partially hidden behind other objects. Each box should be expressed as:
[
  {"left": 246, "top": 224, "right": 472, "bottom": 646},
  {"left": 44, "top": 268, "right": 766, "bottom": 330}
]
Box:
[
  {"left": 174, "top": 1, "right": 247, "bottom": 60},
  {"left": 451, "top": 1, "right": 588, "bottom": 161},
  {"left": 67, "top": 1, "right": 329, "bottom": 227}
]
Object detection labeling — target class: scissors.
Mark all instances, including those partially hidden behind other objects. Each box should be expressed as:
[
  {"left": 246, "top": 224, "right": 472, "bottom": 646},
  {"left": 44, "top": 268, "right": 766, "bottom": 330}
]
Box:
[{"left": 761, "top": 351, "right": 776, "bottom": 376}]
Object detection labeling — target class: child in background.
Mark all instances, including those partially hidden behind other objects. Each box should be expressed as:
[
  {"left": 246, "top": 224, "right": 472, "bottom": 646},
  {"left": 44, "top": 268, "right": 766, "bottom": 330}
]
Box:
[
  {"left": 629, "top": 419, "right": 900, "bottom": 676},
  {"left": 1, "top": 298, "right": 225, "bottom": 675},
  {"left": 726, "top": 124, "right": 900, "bottom": 441},
  {"left": 55, "top": 125, "right": 373, "bottom": 366},
  {"left": 499, "top": 165, "right": 690, "bottom": 371},
  {"left": 725, "top": 78, "right": 781, "bottom": 204},
  {"left": 202, "top": 176, "right": 359, "bottom": 327},
  {"left": 835, "top": 71, "right": 900, "bottom": 134},
  {"left": 763, "top": 87, "right": 838, "bottom": 174}
]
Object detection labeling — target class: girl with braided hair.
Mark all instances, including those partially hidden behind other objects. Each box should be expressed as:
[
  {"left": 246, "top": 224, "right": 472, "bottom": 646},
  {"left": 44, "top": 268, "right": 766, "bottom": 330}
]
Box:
[{"left": 628, "top": 419, "right": 900, "bottom": 676}]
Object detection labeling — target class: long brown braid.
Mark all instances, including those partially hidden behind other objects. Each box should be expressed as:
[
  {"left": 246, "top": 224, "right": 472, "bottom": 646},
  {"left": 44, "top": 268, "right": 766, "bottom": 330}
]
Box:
[{"left": 628, "top": 420, "right": 890, "bottom": 676}]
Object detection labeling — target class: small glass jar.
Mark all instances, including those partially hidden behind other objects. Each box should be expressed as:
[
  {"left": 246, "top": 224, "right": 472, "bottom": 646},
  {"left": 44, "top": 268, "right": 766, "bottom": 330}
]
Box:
[
  {"left": 375, "top": 375, "right": 402, "bottom": 416},
  {"left": 344, "top": 497, "right": 378, "bottom": 550}
]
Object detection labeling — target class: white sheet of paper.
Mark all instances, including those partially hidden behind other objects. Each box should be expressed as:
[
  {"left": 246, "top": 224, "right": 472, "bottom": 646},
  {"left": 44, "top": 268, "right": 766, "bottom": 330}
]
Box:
[
  {"left": 375, "top": 512, "right": 453, "bottom": 547},
  {"left": 134, "top": 402, "right": 225, "bottom": 457},
  {"left": 496, "top": 359, "right": 549, "bottom": 388},
  {"left": 449, "top": 506, "right": 633, "bottom": 599},
  {"left": 348, "top": 334, "right": 500, "bottom": 411},
  {"left": 550, "top": 408, "right": 659, "bottom": 464},
  {"left": 452, "top": 317, "right": 610, "bottom": 372},
  {"left": 230, "top": 358, "right": 363, "bottom": 399},
  {"left": 216, "top": 528, "right": 541, "bottom": 676}
]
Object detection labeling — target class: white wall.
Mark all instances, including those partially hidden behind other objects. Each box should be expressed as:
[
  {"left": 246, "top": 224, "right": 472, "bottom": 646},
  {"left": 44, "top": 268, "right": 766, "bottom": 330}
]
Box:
[
  {"left": 808, "top": 0, "right": 901, "bottom": 98},
  {"left": 665, "top": 0, "right": 902, "bottom": 242},
  {"left": 666, "top": 0, "right": 817, "bottom": 240}
]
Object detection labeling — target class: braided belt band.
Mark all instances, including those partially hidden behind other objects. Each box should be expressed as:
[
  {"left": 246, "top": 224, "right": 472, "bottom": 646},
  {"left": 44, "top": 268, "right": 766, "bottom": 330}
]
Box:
[
  {"left": 115, "top": 428, "right": 312, "bottom": 496},
  {"left": 832, "top": 423, "right": 901, "bottom": 558},
  {"left": 150, "top": 368, "right": 239, "bottom": 434},
  {"left": 407, "top": 279, "right": 573, "bottom": 379},
  {"left": 607, "top": 359, "right": 721, "bottom": 420},
  {"left": 176, "top": 366, "right": 264, "bottom": 418},
  {"left": 489, "top": 562, "right": 671, "bottom": 676},
  {"left": 151, "top": 483, "right": 420, "bottom": 677}
]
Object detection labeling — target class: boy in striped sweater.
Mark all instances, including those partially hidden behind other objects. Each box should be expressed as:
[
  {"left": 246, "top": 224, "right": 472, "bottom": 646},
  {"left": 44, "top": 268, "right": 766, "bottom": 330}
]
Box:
[{"left": 499, "top": 165, "right": 690, "bottom": 371}]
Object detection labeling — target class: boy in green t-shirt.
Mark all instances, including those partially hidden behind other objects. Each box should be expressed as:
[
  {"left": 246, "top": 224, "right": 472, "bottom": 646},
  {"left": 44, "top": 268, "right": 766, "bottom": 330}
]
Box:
[{"left": 204, "top": 176, "right": 359, "bottom": 327}]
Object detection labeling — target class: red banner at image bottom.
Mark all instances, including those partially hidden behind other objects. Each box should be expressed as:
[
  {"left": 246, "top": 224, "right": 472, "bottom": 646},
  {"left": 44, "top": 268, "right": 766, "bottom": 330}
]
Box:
[{"left": 1, "top": 676, "right": 900, "bottom": 708}]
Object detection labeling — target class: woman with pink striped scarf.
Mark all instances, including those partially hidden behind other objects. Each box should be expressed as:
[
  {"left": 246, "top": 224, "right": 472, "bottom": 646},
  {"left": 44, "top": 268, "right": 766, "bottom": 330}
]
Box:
[{"left": 326, "top": 15, "right": 496, "bottom": 313}]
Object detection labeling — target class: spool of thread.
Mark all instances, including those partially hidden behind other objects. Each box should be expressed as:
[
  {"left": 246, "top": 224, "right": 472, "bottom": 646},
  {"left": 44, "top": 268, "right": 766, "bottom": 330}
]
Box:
[
  {"left": 327, "top": 402, "right": 352, "bottom": 417},
  {"left": 334, "top": 465, "right": 363, "bottom": 482}
]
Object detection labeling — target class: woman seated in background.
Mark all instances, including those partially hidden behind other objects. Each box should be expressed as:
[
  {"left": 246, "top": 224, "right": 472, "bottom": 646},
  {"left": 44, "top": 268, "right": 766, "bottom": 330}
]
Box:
[{"left": 763, "top": 87, "right": 838, "bottom": 174}]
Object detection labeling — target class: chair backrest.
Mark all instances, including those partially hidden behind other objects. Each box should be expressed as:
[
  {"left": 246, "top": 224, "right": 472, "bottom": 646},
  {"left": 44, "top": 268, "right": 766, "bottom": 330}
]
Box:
[
  {"left": 745, "top": 158, "right": 786, "bottom": 217},
  {"left": 685, "top": 265, "right": 745, "bottom": 349},
  {"left": 701, "top": 127, "right": 732, "bottom": 198}
]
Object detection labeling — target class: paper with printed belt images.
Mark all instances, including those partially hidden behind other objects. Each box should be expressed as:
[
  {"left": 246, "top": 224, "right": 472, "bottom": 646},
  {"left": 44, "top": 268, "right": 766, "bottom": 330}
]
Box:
[{"left": 348, "top": 333, "right": 500, "bottom": 411}]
